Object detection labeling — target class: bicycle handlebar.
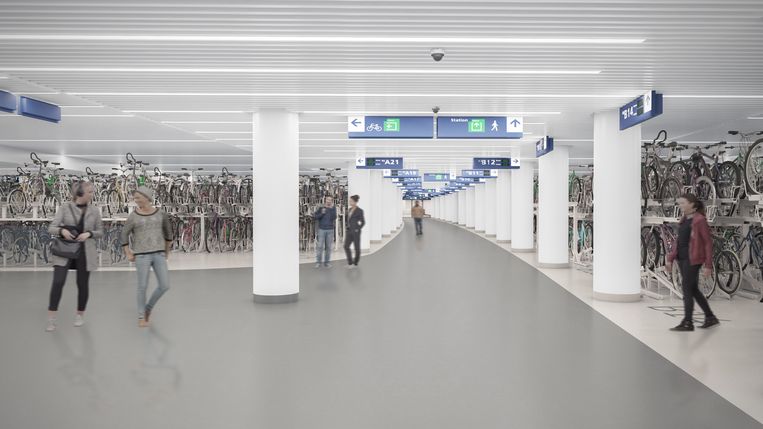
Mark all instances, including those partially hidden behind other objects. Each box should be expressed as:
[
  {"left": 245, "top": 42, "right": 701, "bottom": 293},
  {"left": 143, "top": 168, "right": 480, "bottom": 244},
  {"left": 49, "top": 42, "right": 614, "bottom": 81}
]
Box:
[
  {"left": 126, "top": 152, "right": 136, "bottom": 164},
  {"left": 652, "top": 130, "right": 668, "bottom": 145},
  {"left": 86, "top": 167, "right": 94, "bottom": 175},
  {"left": 30, "top": 152, "right": 41, "bottom": 164},
  {"left": 16, "top": 167, "right": 25, "bottom": 175},
  {"left": 222, "top": 167, "right": 230, "bottom": 176}
]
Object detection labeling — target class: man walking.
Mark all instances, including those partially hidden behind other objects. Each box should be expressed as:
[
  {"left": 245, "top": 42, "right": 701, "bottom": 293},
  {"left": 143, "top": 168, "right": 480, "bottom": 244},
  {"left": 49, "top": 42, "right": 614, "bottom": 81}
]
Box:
[
  {"left": 314, "top": 196, "right": 337, "bottom": 268},
  {"left": 411, "top": 201, "right": 425, "bottom": 236}
]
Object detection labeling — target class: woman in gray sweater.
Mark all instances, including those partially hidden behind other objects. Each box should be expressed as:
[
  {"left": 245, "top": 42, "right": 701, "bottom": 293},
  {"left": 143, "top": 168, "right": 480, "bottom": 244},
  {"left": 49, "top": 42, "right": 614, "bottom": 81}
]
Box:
[{"left": 121, "top": 187, "right": 174, "bottom": 327}]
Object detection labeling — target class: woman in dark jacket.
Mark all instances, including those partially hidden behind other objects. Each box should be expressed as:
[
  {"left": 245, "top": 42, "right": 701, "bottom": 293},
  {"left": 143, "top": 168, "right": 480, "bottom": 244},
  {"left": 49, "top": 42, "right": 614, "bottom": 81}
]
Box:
[
  {"left": 344, "top": 194, "right": 365, "bottom": 268},
  {"left": 46, "top": 181, "right": 104, "bottom": 332},
  {"left": 666, "top": 193, "right": 719, "bottom": 331}
]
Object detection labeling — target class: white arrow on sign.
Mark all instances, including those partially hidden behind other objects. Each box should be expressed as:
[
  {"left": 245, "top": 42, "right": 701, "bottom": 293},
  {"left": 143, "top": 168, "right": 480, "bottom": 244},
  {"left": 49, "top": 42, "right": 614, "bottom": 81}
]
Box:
[
  {"left": 356, "top": 157, "right": 366, "bottom": 167},
  {"left": 511, "top": 158, "right": 521, "bottom": 167},
  {"left": 506, "top": 116, "right": 523, "bottom": 133},
  {"left": 643, "top": 91, "right": 653, "bottom": 113},
  {"left": 348, "top": 116, "right": 365, "bottom": 132}
]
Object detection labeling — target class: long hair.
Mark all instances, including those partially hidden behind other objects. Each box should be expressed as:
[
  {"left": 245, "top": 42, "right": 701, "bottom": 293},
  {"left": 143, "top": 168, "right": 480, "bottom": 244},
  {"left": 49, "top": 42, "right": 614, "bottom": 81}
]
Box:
[{"left": 680, "top": 193, "right": 706, "bottom": 216}]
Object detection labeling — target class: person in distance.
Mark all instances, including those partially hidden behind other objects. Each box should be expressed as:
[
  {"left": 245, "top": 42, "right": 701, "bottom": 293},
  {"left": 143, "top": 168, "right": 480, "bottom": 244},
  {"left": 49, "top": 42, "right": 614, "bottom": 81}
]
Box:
[
  {"left": 344, "top": 195, "right": 365, "bottom": 268},
  {"left": 411, "top": 201, "right": 425, "bottom": 236},
  {"left": 314, "top": 196, "right": 337, "bottom": 268}
]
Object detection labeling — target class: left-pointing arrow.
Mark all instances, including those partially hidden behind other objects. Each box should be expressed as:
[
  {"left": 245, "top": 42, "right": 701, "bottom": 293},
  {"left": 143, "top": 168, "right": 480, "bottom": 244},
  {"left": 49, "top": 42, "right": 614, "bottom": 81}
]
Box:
[{"left": 351, "top": 118, "right": 361, "bottom": 127}]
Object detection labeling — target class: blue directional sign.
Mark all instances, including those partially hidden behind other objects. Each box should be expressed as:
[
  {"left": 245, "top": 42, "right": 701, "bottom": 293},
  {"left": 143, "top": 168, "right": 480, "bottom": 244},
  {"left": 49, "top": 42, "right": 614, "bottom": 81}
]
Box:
[
  {"left": 462, "top": 169, "right": 497, "bottom": 178},
  {"left": 18, "top": 96, "right": 61, "bottom": 123},
  {"left": 423, "top": 173, "right": 451, "bottom": 182},
  {"left": 437, "top": 116, "right": 523, "bottom": 139},
  {"left": 620, "top": 90, "right": 663, "bottom": 130},
  {"left": 536, "top": 136, "right": 554, "bottom": 158},
  {"left": 456, "top": 177, "right": 486, "bottom": 183},
  {"left": 0, "top": 90, "right": 16, "bottom": 113},
  {"left": 392, "top": 177, "right": 422, "bottom": 184},
  {"left": 355, "top": 157, "right": 403, "bottom": 169},
  {"left": 473, "top": 157, "right": 520, "bottom": 169},
  {"left": 348, "top": 116, "right": 433, "bottom": 139},
  {"left": 383, "top": 169, "right": 419, "bottom": 178}
]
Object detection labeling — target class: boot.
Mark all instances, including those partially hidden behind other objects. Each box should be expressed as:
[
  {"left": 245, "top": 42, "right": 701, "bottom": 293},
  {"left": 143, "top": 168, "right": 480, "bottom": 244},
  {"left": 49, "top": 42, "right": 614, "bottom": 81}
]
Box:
[
  {"left": 670, "top": 320, "right": 694, "bottom": 332},
  {"left": 700, "top": 316, "right": 720, "bottom": 329}
]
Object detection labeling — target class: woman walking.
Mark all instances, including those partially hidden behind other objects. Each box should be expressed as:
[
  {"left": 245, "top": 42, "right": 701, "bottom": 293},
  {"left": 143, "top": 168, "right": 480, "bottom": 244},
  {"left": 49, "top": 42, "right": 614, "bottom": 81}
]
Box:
[
  {"left": 121, "top": 187, "right": 173, "bottom": 328},
  {"left": 46, "top": 181, "right": 103, "bottom": 332},
  {"left": 666, "top": 193, "right": 720, "bottom": 331},
  {"left": 344, "top": 195, "right": 366, "bottom": 268}
]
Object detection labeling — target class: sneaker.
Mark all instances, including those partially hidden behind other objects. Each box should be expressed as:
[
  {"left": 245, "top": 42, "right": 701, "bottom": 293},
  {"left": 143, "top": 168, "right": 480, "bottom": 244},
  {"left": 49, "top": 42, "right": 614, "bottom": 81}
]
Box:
[
  {"left": 138, "top": 318, "right": 150, "bottom": 328},
  {"left": 670, "top": 321, "right": 694, "bottom": 332},
  {"left": 74, "top": 314, "right": 85, "bottom": 327},
  {"left": 324, "top": 263, "right": 332, "bottom": 268},
  {"left": 700, "top": 317, "right": 720, "bottom": 329},
  {"left": 315, "top": 263, "right": 322, "bottom": 269},
  {"left": 144, "top": 308, "right": 152, "bottom": 323},
  {"left": 46, "top": 319, "right": 57, "bottom": 332},
  {"left": 347, "top": 264, "right": 356, "bottom": 270}
]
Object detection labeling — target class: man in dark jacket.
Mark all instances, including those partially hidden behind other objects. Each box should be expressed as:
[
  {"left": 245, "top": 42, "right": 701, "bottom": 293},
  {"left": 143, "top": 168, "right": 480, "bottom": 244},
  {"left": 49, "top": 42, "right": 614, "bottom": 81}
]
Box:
[
  {"left": 344, "top": 194, "right": 365, "bottom": 268},
  {"left": 314, "top": 196, "right": 337, "bottom": 268}
]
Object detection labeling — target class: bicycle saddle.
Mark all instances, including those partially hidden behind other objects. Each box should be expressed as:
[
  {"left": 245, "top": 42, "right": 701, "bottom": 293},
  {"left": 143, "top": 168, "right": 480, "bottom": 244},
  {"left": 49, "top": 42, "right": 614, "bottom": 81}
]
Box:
[{"left": 667, "top": 141, "right": 678, "bottom": 148}]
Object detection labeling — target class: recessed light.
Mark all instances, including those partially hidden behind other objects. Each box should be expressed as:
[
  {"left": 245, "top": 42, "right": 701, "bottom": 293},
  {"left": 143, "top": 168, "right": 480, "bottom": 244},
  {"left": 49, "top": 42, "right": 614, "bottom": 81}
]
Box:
[
  {"left": 748, "top": 116, "right": 763, "bottom": 120},
  {"left": 11, "top": 67, "right": 600, "bottom": 75}
]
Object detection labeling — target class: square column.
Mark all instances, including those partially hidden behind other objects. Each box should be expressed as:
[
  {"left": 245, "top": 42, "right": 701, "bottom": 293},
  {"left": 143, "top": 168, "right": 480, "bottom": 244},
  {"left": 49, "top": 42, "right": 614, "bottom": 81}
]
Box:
[
  {"left": 593, "top": 110, "right": 642, "bottom": 302},
  {"left": 496, "top": 170, "right": 512, "bottom": 243},
  {"left": 537, "top": 146, "right": 570, "bottom": 268},
  {"left": 252, "top": 110, "right": 299, "bottom": 303}
]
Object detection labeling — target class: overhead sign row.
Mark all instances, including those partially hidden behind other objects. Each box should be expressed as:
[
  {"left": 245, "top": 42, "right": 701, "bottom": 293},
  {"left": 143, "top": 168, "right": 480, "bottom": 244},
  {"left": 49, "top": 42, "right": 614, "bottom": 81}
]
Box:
[
  {"left": 347, "top": 116, "right": 523, "bottom": 139},
  {"left": 0, "top": 90, "right": 61, "bottom": 123}
]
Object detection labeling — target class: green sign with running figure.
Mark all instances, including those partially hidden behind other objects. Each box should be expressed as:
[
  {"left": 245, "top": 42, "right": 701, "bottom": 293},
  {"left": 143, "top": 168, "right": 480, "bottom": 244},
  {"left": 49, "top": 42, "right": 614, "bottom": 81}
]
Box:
[
  {"left": 384, "top": 118, "right": 401, "bottom": 132},
  {"left": 468, "top": 118, "right": 486, "bottom": 133}
]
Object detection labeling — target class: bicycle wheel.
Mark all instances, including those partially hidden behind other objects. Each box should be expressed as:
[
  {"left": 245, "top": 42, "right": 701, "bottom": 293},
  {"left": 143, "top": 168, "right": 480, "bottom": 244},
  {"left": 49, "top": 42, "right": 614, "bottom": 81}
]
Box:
[
  {"left": 180, "top": 227, "right": 194, "bottom": 252},
  {"left": 658, "top": 177, "right": 683, "bottom": 217},
  {"left": 743, "top": 138, "right": 763, "bottom": 195},
  {"left": 693, "top": 176, "right": 716, "bottom": 208},
  {"left": 644, "top": 164, "right": 660, "bottom": 195},
  {"left": 7, "top": 189, "right": 27, "bottom": 216},
  {"left": 569, "top": 177, "right": 583, "bottom": 204},
  {"left": 13, "top": 237, "right": 29, "bottom": 264},
  {"left": 105, "top": 190, "right": 120, "bottom": 216},
  {"left": 715, "top": 249, "right": 742, "bottom": 296},
  {"left": 644, "top": 229, "right": 662, "bottom": 270},
  {"left": 670, "top": 161, "right": 690, "bottom": 186},
  {"left": 715, "top": 161, "right": 742, "bottom": 199}
]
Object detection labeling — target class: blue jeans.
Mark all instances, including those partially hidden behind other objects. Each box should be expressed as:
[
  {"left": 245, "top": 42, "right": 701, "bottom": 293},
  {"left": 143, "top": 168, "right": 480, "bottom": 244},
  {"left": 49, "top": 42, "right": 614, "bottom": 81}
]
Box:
[
  {"left": 135, "top": 252, "right": 170, "bottom": 318},
  {"left": 316, "top": 229, "right": 334, "bottom": 264}
]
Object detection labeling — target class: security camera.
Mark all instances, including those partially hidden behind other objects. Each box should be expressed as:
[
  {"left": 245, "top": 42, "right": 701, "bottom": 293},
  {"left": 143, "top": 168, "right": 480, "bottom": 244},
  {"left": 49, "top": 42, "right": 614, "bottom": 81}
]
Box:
[
  {"left": 432, "top": 106, "right": 440, "bottom": 114},
  {"left": 430, "top": 48, "right": 445, "bottom": 62}
]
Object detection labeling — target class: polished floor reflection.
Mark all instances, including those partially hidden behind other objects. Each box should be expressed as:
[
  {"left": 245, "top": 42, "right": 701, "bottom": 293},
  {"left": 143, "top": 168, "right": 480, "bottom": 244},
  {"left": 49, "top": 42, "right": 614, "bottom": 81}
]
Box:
[{"left": 0, "top": 219, "right": 760, "bottom": 428}]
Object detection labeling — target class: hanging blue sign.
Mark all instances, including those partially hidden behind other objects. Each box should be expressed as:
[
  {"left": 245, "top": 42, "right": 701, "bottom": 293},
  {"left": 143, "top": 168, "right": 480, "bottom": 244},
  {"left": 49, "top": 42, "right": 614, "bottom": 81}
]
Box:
[
  {"left": 383, "top": 169, "right": 419, "bottom": 178},
  {"left": 620, "top": 90, "right": 663, "bottom": 130},
  {"left": 437, "top": 116, "right": 523, "bottom": 139},
  {"left": 456, "top": 176, "right": 486, "bottom": 183},
  {"left": 0, "top": 90, "right": 16, "bottom": 113},
  {"left": 392, "top": 177, "right": 422, "bottom": 184},
  {"left": 536, "top": 136, "right": 554, "bottom": 158},
  {"left": 423, "top": 173, "right": 451, "bottom": 182},
  {"left": 18, "top": 96, "right": 61, "bottom": 123},
  {"left": 461, "top": 169, "right": 497, "bottom": 178},
  {"left": 348, "top": 116, "right": 433, "bottom": 139},
  {"left": 355, "top": 157, "right": 403, "bottom": 169},
  {"left": 472, "top": 157, "right": 520, "bottom": 169}
]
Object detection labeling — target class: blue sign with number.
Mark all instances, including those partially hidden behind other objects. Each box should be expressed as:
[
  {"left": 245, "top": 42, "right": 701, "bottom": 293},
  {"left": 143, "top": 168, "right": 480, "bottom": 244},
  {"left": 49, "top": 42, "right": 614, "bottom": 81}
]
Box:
[
  {"left": 0, "top": 90, "right": 16, "bottom": 113},
  {"left": 423, "top": 173, "right": 451, "bottom": 182},
  {"left": 535, "top": 136, "right": 554, "bottom": 158},
  {"left": 355, "top": 157, "right": 403, "bottom": 169},
  {"left": 461, "top": 169, "right": 497, "bottom": 178},
  {"left": 456, "top": 176, "right": 486, "bottom": 183},
  {"left": 18, "top": 96, "right": 61, "bottom": 123},
  {"left": 348, "top": 116, "right": 433, "bottom": 139},
  {"left": 393, "top": 177, "right": 422, "bottom": 184},
  {"left": 384, "top": 169, "right": 418, "bottom": 178},
  {"left": 620, "top": 90, "right": 663, "bottom": 130},
  {"left": 437, "top": 116, "right": 523, "bottom": 139},
  {"left": 472, "top": 157, "right": 520, "bottom": 169}
]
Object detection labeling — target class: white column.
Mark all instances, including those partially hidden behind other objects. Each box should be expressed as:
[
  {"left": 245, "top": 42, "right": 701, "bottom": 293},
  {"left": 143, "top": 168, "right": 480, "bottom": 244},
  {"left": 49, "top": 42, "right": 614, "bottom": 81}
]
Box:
[
  {"left": 537, "top": 146, "right": 570, "bottom": 267},
  {"left": 449, "top": 194, "right": 456, "bottom": 222},
  {"left": 434, "top": 197, "right": 440, "bottom": 220},
  {"left": 593, "top": 110, "right": 642, "bottom": 302},
  {"left": 383, "top": 181, "right": 393, "bottom": 236},
  {"left": 369, "top": 170, "right": 383, "bottom": 242},
  {"left": 485, "top": 178, "right": 497, "bottom": 236},
  {"left": 475, "top": 183, "right": 486, "bottom": 232},
  {"left": 458, "top": 190, "right": 466, "bottom": 225},
  {"left": 348, "top": 163, "right": 372, "bottom": 251},
  {"left": 497, "top": 170, "right": 512, "bottom": 243},
  {"left": 252, "top": 110, "right": 298, "bottom": 303},
  {"left": 398, "top": 188, "right": 403, "bottom": 227},
  {"left": 466, "top": 187, "right": 476, "bottom": 228},
  {"left": 511, "top": 157, "right": 535, "bottom": 252}
]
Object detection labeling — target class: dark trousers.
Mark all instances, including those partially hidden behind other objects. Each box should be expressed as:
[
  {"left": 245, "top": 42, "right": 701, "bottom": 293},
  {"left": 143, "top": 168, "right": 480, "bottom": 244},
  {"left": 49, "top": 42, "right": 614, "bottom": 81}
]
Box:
[
  {"left": 49, "top": 255, "right": 90, "bottom": 312},
  {"left": 344, "top": 229, "right": 361, "bottom": 265},
  {"left": 414, "top": 218, "right": 423, "bottom": 235},
  {"left": 679, "top": 259, "right": 714, "bottom": 322}
]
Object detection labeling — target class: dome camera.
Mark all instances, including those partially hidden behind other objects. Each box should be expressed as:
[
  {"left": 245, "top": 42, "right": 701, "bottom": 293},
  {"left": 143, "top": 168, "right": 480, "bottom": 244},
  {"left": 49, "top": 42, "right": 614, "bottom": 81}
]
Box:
[
  {"left": 430, "top": 48, "right": 445, "bottom": 62},
  {"left": 432, "top": 106, "right": 440, "bottom": 114}
]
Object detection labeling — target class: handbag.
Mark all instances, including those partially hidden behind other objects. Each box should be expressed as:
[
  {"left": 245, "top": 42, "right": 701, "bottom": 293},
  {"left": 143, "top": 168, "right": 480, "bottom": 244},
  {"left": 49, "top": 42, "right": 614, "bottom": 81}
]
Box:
[{"left": 50, "top": 205, "right": 84, "bottom": 259}]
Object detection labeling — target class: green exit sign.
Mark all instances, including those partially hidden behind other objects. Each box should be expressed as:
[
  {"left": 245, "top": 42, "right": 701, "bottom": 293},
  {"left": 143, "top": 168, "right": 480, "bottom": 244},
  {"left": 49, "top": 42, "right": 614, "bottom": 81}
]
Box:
[
  {"left": 468, "top": 118, "right": 485, "bottom": 133},
  {"left": 384, "top": 118, "right": 400, "bottom": 132}
]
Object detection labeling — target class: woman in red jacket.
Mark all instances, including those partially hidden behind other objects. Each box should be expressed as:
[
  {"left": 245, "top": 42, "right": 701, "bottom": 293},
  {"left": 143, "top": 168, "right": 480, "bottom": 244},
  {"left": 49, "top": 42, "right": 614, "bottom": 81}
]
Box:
[{"left": 666, "top": 193, "right": 719, "bottom": 331}]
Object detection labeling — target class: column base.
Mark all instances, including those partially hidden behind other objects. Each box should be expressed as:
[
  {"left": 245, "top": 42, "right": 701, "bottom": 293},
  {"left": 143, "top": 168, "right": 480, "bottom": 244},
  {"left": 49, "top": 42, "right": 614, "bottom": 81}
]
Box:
[
  {"left": 593, "top": 291, "right": 641, "bottom": 302},
  {"left": 382, "top": 233, "right": 391, "bottom": 237},
  {"left": 538, "top": 262, "right": 570, "bottom": 269},
  {"left": 371, "top": 239, "right": 382, "bottom": 244},
  {"left": 497, "top": 239, "right": 511, "bottom": 243},
  {"left": 253, "top": 293, "right": 299, "bottom": 304},
  {"left": 510, "top": 247, "right": 535, "bottom": 253},
  {"left": 486, "top": 234, "right": 497, "bottom": 237}
]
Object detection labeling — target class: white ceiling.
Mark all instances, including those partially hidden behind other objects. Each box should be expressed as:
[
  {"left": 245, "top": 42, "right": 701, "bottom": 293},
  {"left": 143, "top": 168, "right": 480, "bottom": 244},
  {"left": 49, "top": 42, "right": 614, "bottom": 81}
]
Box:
[{"left": 1, "top": 0, "right": 763, "bottom": 175}]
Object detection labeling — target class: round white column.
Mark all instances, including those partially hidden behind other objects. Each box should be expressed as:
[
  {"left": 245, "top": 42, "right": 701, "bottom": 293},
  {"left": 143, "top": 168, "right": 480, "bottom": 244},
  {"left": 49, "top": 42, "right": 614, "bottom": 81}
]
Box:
[
  {"left": 252, "top": 110, "right": 299, "bottom": 303},
  {"left": 435, "top": 197, "right": 440, "bottom": 220},
  {"left": 458, "top": 190, "right": 466, "bottom": 225},
  {"left": 348, "top": 162, "right": 372, "bottom": 250},
  {"left": 475, "top": 183, "right": 486, "bottom": 232},
  {"left": 537, "top": 145, "right": 570, "bottom": 268},
  {"left": 466, "top": 186, "right": 476, "bottom": 228},
  {"left": 398, "top": 188, "right": 403, "bottom": 228},
  {"left": 511, "top": 158, "right": 535, "bottom": 252},
  {"left": 383, "top": 181, "right": 393, "bottom": 236},
  {"left": 450, "top": 193, "right": 457, "bottom": 222},
  {"left": 593, "top": 110, "right": 642, "bottom": 302},
  {"left": 369, "top": 170, "right": 383, "bottom": 242},
  {"left": 485, "top": 178, "right": 497, "bottom": 236},
  {"left": 496, "top": 170, "right": 512, "bottom": 243}
]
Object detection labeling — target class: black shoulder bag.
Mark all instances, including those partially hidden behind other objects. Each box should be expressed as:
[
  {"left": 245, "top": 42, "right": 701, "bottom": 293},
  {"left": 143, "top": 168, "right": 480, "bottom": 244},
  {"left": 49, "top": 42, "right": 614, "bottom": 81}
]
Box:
[{"left": 50, "top": 205, "right": 84, "bottom": 259}]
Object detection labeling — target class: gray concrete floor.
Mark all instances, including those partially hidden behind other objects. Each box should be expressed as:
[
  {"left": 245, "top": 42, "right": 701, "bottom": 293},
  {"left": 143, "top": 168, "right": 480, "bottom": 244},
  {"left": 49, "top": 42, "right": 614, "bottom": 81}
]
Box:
[{"left": 0, "top": 219, "right": 760, "bottom": 429}]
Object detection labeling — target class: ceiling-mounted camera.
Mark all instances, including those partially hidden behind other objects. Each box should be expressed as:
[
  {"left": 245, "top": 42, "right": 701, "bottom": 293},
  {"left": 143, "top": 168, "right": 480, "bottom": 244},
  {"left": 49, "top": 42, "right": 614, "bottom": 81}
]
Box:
[
  {"left": 430, "top": 48, "right": 445, "bottom": 62},
  {"left": 432, "top": 106, "right": 440, "bottom": 114}
]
